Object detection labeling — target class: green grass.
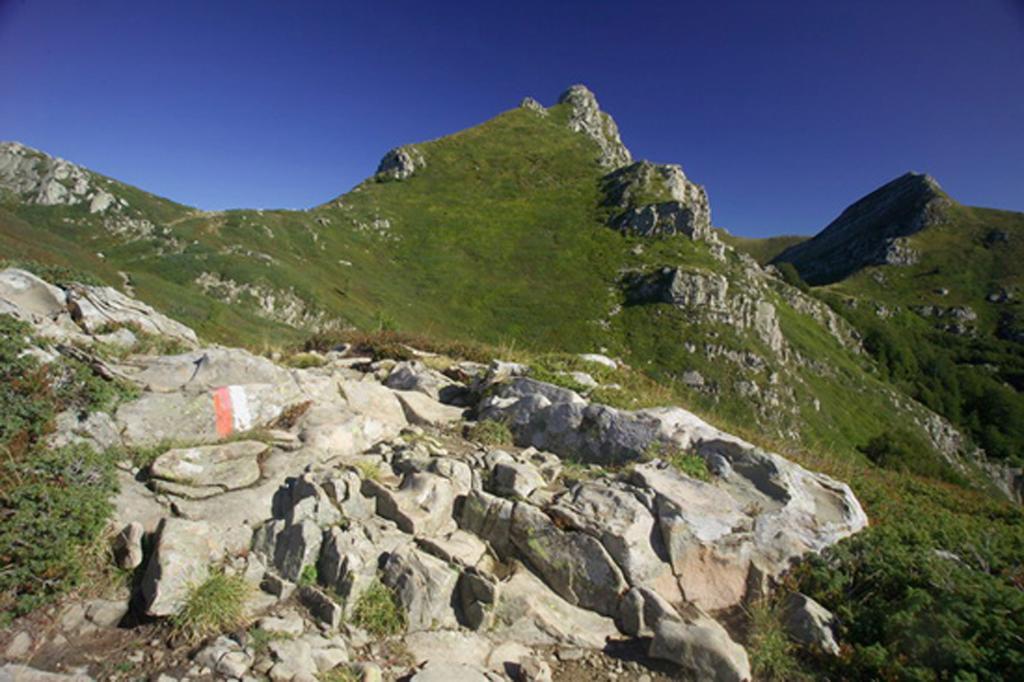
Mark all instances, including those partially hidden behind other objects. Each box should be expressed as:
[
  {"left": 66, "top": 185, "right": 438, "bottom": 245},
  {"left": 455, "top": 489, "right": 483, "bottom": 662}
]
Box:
[
  {"left": 350, "top": 579, "right": 405, "bottom": 637},
  {"left": 465, "top": 419, "right": 514, "bottom": 447},
  {"left": 716, "top": 230, "right": 808, "bottom": 265},
  {"left": 746, "top": 597, "right": 808, "bottom": 682},
  {"left": 171, "top": 572, "right": 250, "bottom": 644}
]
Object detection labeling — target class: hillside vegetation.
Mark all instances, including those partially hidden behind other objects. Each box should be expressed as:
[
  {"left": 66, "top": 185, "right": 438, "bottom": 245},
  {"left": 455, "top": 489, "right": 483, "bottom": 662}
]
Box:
[{"left": 1, "top": 85, "right": 1022, "bottom": 680}]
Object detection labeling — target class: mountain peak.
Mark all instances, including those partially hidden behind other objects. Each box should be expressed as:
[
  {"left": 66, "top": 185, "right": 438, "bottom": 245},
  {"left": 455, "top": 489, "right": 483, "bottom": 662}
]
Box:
[
  {"left": 773, "top": 171, "right": 953, "bottom": 284},
  {"left": 556, "top": 84, "right": 632, "bottom": 170}
]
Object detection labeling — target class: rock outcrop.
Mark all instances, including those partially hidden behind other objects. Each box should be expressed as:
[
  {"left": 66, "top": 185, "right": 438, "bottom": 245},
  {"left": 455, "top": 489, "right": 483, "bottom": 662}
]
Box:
[
  {"left": 557, "top": 85, "right": 632, "bottom": 169},
  {"left": 773, "top": 172, "right": 952, "bottom": 284},
  {"left": 603, "top": 161, "right": 712, "bottom": 240},
  {"left": 0, "top": 271, "right": 873, "bottom": 682},
  {"left": 376, "top": 145, "right": 426, "bottom": 181}
]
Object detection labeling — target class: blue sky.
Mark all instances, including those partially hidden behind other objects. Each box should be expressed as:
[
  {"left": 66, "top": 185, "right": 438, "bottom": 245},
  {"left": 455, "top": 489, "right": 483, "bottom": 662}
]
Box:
[{"left": 1, "top": 0, "right": 1021, "bottom": 236}]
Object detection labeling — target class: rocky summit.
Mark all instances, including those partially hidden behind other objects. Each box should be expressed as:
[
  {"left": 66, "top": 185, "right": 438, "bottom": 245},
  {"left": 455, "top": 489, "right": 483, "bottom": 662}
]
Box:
[{"left": 1, "top": 83, "right": 1023, "bottom": 681}]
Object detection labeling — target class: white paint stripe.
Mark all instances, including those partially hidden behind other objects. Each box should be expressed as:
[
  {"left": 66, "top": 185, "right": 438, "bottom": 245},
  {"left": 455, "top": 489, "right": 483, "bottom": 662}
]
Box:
[{"left": 228, "top": 385, "right": 253, "bottom": 432}]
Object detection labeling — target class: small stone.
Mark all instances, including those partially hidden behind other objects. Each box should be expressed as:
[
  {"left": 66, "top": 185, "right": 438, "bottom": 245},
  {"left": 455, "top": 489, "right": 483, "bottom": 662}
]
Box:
[
  {"left": 112, "top": 521, "right": 145, "bottom": 570},
  {"left": 4, "top": 631, "right": 32, "bottom": 659}
]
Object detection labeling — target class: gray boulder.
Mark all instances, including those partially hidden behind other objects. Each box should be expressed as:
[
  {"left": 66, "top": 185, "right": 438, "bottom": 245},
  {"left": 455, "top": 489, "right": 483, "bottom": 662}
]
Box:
[
  {"left": 149, "top": 440, "right": 267, "bottom": 498},
  {"left": 509, "top": 503, "right": 627, "bottom": 617},
  {"left": 386, "top": 360, "right": 467, "bottom": 404},
  {"left": 783, "top": 593, "right": 840, "bottom": 655},
  {"left": 649, "top": 611, "right": 751, "bottom": 682},
  {"left": 377, "top": 145, "right": 426, "bottom": 180},
  {"left": 382, "top": 546, "right": 460, "bottom": 632},
  {"left": 365, "top": 471, "right": 457, "bottom": 536},
  {"left": 141, "top": 518, "right": 224, "bottom": 616}
]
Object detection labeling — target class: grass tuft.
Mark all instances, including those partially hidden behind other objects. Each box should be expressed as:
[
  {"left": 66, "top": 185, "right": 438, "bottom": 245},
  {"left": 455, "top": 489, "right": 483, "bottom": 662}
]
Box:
[
  {"left": 465, "top": 419, "right": 514, "bottom": 447},
  {"left": 171, "top": 572, "right": 250, "bottom": 644},
  {"left": 350, "top": 579, "right": 405, "bottom": 637}
]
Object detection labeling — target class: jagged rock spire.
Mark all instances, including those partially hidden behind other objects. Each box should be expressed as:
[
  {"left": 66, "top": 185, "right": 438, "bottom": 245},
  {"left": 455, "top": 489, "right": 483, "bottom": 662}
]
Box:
[{"left": 557, "top": 84, "right": 632, "bottom": 170}]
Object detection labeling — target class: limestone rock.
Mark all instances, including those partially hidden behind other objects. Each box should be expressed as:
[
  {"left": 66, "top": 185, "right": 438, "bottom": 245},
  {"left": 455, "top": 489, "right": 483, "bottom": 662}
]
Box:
[
  {"left": 112, "top": 521, "right": 145, "bottom": 570},
  {"left": 395, "top": 390, "right": 466, "bottom": 427},
  {"left": 549, "top": 482, "right": 676, "bottom": 598},
  {"left": 149, "top": 440, "right": 267, "bottom": 497},
  {"left": 509, "top": 502, "right": 627, "bottom": 617},
  {"left": 385, "top": 360, "right": 467, "bottom": 404},
  {"left": 365, "top": 471, "right": 457, "bottom": 536},
  {"left": 0, "top": 268, "right": 67, "bottom": 319},
  {"left": 0, "top": 142, "right": 95, "bottom": 208},
  {"left": 410, "top": 661, "right": 492, "bottom": 682},
  {"left": 558, "top": 85, "right": 631, "bottom": 169},
  {"left": 602, "top": 161, "right": 711, "bottom": 240},
  {"left": 65, "top": 283, "right": 198, "bottom": 345},
  {"left": 480, "top": 377, "right": 868, "bottom": 610},
  {"left": 0, "top": 664, "right": 94, "bottom": 681},
  {"left": 381, "top": 546, "right": 460, "bottom": 632},
  {"left": 142, "top": 518, "right": 224, "bottom": 617},
  {"left": 488, "top": 565, "right": 618, "bottom": 649},
  {"left": 458, "top": 489, "right": 516, "bottom": 558},
  {"left": 783, "top": 593, "right": 840, "bottom": 655},
  {"left": 376, "top": 145, "right": 426, "bottom": 180},
  {"left": 490, "top": 460, "right": 545, "bottom": 499},
  {"left": 649, "top": 611, "right": 751, "bottom": 682},
  {"left": 519, "top": 97, "right": 547, "bottom": 115}
]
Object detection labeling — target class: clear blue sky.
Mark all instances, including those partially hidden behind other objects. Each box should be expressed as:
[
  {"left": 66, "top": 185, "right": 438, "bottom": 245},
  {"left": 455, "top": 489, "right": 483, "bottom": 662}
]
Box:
[{"left": 1, "top": 1, "right": 1021, "bottom": 236}]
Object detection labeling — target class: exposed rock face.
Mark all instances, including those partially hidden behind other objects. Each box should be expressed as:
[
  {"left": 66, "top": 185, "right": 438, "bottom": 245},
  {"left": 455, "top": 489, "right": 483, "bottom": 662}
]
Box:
[
  {"left": 557, "top": 85, "right": 632, "bottom": 169},
  {"left": 376, "top": 145, "right": 426, "bottom": 180},
  {"left": 603, "top": 161, "right": 712, "bottom": 240},
  {"left": 193, "top": 272, "right": 341, "bottom": 332},
  {"left": 624, "top": 266, "right": 785, "bottom": 355},
  {"left": 66, "top": 282, "right": 199, "bottom": 345},
  {"left": 478, "top": 376, "right": 869, "bottom": 611},
  {"left": 0, "top": 142, "right": 106, "bottom": 209},
  {"left": 519, "top": 97, "right": 547, "bottom": 115},
  {"left": 773, "top": 172, "right": 952, "bottom": 284},
  {"left": 2, "top": 272, "right": 875, "bottom": 681}
]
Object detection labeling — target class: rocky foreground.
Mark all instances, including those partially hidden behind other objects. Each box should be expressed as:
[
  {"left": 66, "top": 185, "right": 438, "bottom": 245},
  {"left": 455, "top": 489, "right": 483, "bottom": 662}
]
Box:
[{"left": 0, "top": 268, "right": 867, "bottom": 681}]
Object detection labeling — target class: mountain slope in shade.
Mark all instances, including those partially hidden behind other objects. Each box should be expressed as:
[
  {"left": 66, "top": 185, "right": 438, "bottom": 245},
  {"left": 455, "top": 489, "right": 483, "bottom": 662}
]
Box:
[{"left": 773, "top": 172, "right": 952, "bottom": 285}]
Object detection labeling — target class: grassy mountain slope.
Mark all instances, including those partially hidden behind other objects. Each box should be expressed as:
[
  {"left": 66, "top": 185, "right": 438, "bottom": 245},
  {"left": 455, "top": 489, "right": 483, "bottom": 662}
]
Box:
[
  {"left": 716, "top": 229, "right": 806, "bottom": 265},
  {"left": 2, "top": 89, "right": 1023, "bottom": 680},
  {"left": 0, "top": 96, "right": 993, "bottom": 479}
]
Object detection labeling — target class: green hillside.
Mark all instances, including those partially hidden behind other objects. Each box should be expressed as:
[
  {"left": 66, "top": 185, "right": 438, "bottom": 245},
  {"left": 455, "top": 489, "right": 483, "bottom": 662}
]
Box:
[
  {"left": 2, "top": 86, "right": 1023, "bottom": 680},
  {"left": 716, "top": 229, "right": 807, "bottom": 265}
]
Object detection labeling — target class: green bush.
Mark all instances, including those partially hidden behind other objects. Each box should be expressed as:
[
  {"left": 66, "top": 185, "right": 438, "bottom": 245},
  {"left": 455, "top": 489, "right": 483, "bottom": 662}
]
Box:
[
  {"left": 0, "top": 314, "right": 134, "bottom": 621},
  {"left": 797, "top": 504, "right": 1024, "bottom": 680},
  {"left": 859, "top": 429, "right": 964, "bottom": 483},
  {"left": 0, "top": 443, "right": 118, "bottom": 620}
]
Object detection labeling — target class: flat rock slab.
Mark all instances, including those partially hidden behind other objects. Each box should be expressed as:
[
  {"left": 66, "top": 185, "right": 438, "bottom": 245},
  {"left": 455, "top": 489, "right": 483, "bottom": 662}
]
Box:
[{"left": 150, "top": 440, "right": 267, "bottom": 494}]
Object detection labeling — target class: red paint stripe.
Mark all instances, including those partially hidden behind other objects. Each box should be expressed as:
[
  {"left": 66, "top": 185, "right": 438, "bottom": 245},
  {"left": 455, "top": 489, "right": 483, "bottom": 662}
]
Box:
[{"left": 212, "top": 386, "right": 234, "bottom": 438}]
